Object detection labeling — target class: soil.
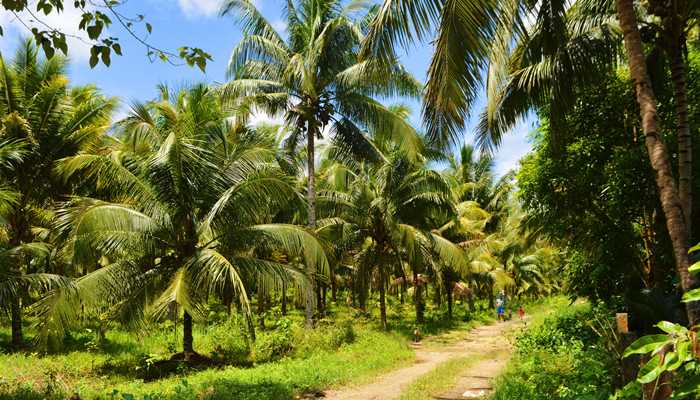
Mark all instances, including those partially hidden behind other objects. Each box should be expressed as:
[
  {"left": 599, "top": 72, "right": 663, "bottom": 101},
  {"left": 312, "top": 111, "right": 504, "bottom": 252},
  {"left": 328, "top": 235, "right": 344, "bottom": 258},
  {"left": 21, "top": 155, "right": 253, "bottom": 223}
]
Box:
[{"left": 320, "top": 317, "right": 526, "bottom": 400}]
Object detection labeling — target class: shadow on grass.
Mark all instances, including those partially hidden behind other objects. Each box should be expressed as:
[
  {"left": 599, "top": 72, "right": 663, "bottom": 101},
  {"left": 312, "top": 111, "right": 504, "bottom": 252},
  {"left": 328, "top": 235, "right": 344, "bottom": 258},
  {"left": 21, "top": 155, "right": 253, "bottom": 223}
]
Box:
[
  {"left": 386, "top": 304, "right": 495, "bottom": 342},
  {"left": 0, "top": 379, "right": 295, "bottom": 400}
]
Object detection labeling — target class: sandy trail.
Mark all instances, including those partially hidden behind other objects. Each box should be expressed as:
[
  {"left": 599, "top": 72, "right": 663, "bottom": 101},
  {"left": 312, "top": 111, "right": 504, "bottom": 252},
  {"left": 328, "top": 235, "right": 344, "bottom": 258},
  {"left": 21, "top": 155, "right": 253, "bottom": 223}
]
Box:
[{"left": 322, "top": 318, "right": 525, "bottom": 400}]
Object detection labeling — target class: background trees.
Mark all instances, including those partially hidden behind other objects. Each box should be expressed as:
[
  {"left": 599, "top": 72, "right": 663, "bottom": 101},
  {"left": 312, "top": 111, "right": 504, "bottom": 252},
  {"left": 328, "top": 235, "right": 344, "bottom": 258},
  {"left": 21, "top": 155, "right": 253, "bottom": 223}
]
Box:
[
  {"left": 220, "top": 0, "right": 422, "bottom": 325},
  {"left": 34, "top": 84, "right": 327, "bottom": 354},
  {"left": 0, "top": 41, "right": 115, "bottom": 347}
]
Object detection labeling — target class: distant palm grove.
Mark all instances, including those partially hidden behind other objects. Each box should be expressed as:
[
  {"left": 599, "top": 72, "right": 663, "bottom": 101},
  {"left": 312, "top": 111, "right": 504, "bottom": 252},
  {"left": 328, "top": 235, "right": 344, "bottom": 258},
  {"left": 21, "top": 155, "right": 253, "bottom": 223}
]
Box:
[{"left": 0, "top": 0, "right": 699, "bottom": 399}]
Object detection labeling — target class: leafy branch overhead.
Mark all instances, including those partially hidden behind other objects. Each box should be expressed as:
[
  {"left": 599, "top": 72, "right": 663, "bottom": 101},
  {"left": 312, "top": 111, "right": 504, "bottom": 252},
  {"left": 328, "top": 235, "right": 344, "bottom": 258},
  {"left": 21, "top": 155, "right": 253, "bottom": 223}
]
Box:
[{"left": 0, "top": 0, "right": 212, "bottom": 70}]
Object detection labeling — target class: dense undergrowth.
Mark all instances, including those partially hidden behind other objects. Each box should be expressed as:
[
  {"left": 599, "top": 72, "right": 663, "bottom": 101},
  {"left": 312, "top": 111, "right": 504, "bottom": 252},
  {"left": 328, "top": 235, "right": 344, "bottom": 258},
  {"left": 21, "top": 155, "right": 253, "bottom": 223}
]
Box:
[
  {"left": 0, "top": 298, "right": 495, "bottom": 399},
  {"left": 491, "top": 299, "right": 618, "bottom": 400}
]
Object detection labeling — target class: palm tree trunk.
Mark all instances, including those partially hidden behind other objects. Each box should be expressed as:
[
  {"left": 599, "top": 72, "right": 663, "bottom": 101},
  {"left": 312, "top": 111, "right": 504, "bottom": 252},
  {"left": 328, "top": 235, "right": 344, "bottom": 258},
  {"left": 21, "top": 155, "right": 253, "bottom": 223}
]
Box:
[
  {"left": 10, "top": 296, "right": 22, "bottom": 348},
  {"left": 257, "top": 292, "right": 266, "bottom": 329},
  {"left": 281, "top": 282, "right": 287, "bottom": 316},
  {"left": 183, "top": 311, "right": 194, "bottom": 354},
  {"left": 616, "top": 0, "right": 698, "bottom": 325},
  {"left": 446, "top": 284, "right": 453, "bottom": 318},
  {"left": 413, "top": 271, "right": 424, "bottom": 323},
  {"left": 379, "top": 269, "right": 387, "bottom": 330},
  {"left": 670, "top": 43, "right": 692, "bottom": 236},
  {"left": 330, "top": 264, "right": 337, "bottom": 302},
  {"left": 305, "top": 131, "right": 317, "bottom": 328}
]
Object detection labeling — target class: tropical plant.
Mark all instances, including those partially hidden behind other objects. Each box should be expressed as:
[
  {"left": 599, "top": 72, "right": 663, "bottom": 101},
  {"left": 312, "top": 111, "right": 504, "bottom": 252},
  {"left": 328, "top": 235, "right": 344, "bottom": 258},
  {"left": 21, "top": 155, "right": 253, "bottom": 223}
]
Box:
[
  {"left": 362, "top": 0, "right": 700, "bottom": 325},
  {"left": 317, "top": 135, "right": 467, "bottom": 327},
  {"left": 33, "top": 84, "right": 328, "bottom": 355},
  {"left": 220, "top": 0, "right": 423, "bottom": 325},
  {"left": 0, "top": 41, "right": 116, "bottom": 347}
]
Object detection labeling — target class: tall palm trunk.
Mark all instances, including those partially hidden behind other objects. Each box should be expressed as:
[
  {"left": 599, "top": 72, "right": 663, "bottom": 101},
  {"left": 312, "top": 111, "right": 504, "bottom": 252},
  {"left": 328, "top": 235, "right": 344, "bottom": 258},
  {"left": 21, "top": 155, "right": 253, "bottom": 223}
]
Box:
[
  {"left": 413, "top": 271, "right": 424, "bottom": 323},
  {"left": 10, "top": 297, "right": 22, "bottom": 347},
  {"left": 9, "top": 221, "right": 24, "bottom": 348},
  {"left": 446, "top": 283, "right": 453, "bottom": 318},
  {"left": 281, "top": 282, "right": 287, "bottom": 316},
  {"left": 305, "top": 129, "right": 317, "bottom": 328},
  {"left": 183, "top": 311, "right": 194, "bottom": 354},
  {"left": 616, "top": 0, "right": 698, "bottom": 325},
  {"left": 670, "top": 42, "right": 692, "bottom": 236},
  {"left": 379, "top": 268, "right": 388, "bottom": 330}
]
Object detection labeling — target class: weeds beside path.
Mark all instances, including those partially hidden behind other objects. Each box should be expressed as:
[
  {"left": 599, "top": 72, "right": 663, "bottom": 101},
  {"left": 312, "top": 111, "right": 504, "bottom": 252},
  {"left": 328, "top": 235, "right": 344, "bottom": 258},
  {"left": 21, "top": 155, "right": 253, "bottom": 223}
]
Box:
[
  {"left": 322, "top": 298, "right": 559, "bottom": 400},
  {"left": 323, "top": 317, "right": 525, "bottom": 400}
]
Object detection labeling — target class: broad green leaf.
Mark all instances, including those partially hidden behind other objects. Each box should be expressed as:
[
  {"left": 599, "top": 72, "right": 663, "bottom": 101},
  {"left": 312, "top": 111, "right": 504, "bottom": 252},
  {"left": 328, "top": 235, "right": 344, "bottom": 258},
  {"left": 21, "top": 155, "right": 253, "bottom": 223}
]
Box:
[
  {"left": 689, "top": 261, "right": 700, "bottom": 273},
  {"left": 689, "top": 243, "right": 700, "bottom": 253},
  {"left": 656, "top": 321, "right": 688, "bottom": 335},
  {"left": 637, "top": 354, "right": 662, "bottom": 384},
  {"left": 624, "top": 335, "right": 670, "bottom": 357},
  {"left": 682, "top": 288, "right": 700, "bottom": 303}
]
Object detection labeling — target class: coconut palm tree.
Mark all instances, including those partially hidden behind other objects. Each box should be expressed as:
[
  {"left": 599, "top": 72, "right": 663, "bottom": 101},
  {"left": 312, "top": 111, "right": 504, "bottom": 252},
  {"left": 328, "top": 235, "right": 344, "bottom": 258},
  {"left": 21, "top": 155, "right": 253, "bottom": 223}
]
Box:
[
  {"left": 317, "top": 133, "right": 467, "bottom": 328},
  {"left": 219, "top": 0, "right": 423, "bottom": 326},
  {"left": 33, "top": 85, "right": 328, "bottom": 355},
  {"left": 0, "top": 40, "right": 116, "bottom": 347},
  {"left": 363, "top": 0, "right": 700, "bottom": 324}
]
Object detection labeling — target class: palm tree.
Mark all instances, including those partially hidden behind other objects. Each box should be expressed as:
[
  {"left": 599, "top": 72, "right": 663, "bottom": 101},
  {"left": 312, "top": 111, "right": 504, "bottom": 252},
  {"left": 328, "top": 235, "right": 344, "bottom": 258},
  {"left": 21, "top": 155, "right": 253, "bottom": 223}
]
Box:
[
  {"left": 0, "top": 41, "right": 116, "bottom": 347},
  {"left": 219, "top": 0, "right": 422, "bottom": 325},
  {"left": 615, "top": 0, "right": 698, "bottom": 325},
  {"left": 317, "top": 134, "right": 467, "bottom": 328},
  {"left": 363, "top": 0, "right": 700, "bottom": 324},
  {"left": 34, "top": 85, "right": 328, "bottom": 355}
]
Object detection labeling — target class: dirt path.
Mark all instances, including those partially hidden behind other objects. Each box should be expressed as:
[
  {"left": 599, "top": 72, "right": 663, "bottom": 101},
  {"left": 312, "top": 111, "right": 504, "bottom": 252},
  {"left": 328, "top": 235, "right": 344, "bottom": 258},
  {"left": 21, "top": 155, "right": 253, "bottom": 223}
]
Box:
[{"left": 322, "top": 318, "right": 525, "bottom": 400}]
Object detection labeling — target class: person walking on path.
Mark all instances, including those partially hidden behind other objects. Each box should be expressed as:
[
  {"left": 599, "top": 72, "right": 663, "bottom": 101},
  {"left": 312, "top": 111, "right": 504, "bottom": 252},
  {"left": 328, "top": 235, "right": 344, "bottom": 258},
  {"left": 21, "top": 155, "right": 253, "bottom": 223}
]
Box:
[{"left": 518, "top": 306, "right": 525, "bottom": 321}]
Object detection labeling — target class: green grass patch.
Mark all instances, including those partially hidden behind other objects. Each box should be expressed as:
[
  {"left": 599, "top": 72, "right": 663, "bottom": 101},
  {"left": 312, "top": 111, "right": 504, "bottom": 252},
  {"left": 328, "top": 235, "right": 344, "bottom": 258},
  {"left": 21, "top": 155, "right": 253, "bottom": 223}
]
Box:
[
  {"left": 397, "top": 354, "right": 488, "bottom": 400},
  {"left": 490, "top": 298, "right": 617, "bottom": 400}
]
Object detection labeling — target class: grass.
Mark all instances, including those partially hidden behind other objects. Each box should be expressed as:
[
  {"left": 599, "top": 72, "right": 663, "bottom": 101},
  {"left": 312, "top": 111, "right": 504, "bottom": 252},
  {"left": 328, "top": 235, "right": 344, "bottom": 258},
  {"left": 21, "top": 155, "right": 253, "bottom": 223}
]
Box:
[
  {"left": 396, "top": 297, "right": 564, "bottom": 400},
  {"left": 397, "top": 354, "right": 487, "bottom": 400},
  {"left": 0, "top": 292, "right": 550, "bottom": 400},
  {"left": 0, "top": 294, "right": 502, "bottom": 400},
  {"left": 489, "top": 297, "right": 617, "bottom": 400}
]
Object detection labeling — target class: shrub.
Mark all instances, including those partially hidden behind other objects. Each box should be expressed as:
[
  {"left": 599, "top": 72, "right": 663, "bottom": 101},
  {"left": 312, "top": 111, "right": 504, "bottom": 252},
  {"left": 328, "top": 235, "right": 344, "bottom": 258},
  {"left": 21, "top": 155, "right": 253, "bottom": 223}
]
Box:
[
  {"left": 491, "top": 303, "right": 616, "bottom": 400},
  {"left": 252, "top": 319, "right": 294, "bottom": 363}
]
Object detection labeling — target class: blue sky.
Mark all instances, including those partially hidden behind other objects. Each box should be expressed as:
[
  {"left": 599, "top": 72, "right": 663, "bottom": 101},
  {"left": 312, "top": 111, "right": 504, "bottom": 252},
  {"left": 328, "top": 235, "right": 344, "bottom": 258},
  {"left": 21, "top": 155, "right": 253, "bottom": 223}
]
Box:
[{"left": 0, "top": 0, "right": 535, "bottom": 175}]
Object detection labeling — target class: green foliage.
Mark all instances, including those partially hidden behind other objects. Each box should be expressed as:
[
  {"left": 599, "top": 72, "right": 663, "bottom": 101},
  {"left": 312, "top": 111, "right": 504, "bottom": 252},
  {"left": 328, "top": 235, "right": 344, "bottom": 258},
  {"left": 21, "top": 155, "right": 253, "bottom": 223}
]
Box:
[
  {"left": 516, "top": 54, "right": 700, "bottom": 312},
  {"left": 1, "top": 1, "right": 211, "bottom": 70},
  {"left": 613, "top": 243, "right": 700, "bottom": 398},
  {"left": 491, "top": 301, "right": 616, "bottom": 400},
  {"left": 0, "top": 317, "right": 412, "bottom": 400},
  {"left": 252, "top": 319, "right": 294, "bottom": 363}
]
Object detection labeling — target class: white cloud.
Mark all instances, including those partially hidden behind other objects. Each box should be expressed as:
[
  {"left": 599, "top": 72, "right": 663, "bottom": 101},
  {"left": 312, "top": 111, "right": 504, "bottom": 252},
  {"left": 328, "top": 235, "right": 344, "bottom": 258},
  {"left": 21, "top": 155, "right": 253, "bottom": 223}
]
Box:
[
  {"left": 248, "top": 109, "right": 284, "bottom": 127},
  {"left": 178, "top": 0, "right": 224, "bottom": 17},
  {"left": 0, "top": 6, "right": 94, "bottom": 63}
]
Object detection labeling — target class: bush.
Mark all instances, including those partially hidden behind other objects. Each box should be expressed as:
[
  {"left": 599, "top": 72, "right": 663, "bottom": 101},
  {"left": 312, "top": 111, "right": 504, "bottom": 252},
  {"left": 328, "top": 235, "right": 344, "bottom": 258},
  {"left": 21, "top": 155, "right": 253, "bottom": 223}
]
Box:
[
  {"left": 491, "top": 302, "right": 616, "bottom": 400},
  {"left": 252, "top": 319, "right": 294, "bottom": 363},
  {"left": 206, "top": 318, "right": 251, "bottom": 364}
]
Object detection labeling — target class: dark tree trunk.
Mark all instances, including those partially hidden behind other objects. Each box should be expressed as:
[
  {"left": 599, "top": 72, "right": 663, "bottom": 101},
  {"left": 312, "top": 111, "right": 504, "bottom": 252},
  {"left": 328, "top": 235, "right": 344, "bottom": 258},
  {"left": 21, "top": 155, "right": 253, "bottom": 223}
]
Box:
[
  {"left": 670, "top": 42, "right": 692, "bottom": 236},
  {"left": 433, "top": 283, "right": 441, "bottom": 307},
  {"left": 316, "top": 285, "right": 324, "bottom": 316},
  {"left": 446, "top": 284, "right": 453, "bottom": 318},
  {"left": 305, "top": 130, "right": 317, "bottom": 328},
  {"left": 488, "top": 287, "right": 495, "bottom": 310},
  {"left": 281, "top": 283, "right": 287, "bottom": 316},
  {"left": 257, "top": 292, "right": 266, "bottom": 329},
  {"left": 413, "top": 271, "right": 424, "bottom": 323},
  {"left": 616, "top": 0, "right": 698, "bottom": 325},
  {"left": 330, "top": 267, "right": 337, "bottom": 303},
  {"left": 379, "top": 269, "right": 387, "bottom": 330},
  {"left": 467, "top": 286, "right": 475, "bottom": 312},
  {"left": 10, "top": 297, "right": 22, "bottom": 348},
  {"left": 183, "top": 311, "right": 194, "bottom": 354},
  {"left": 358, "top": 270, "right": 368, "bottom": 312}
]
